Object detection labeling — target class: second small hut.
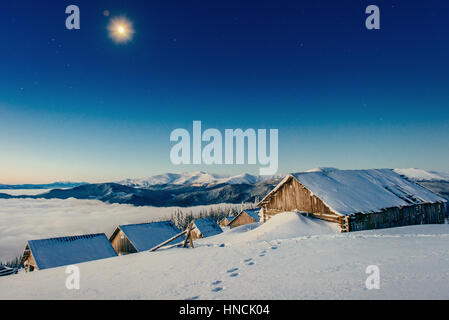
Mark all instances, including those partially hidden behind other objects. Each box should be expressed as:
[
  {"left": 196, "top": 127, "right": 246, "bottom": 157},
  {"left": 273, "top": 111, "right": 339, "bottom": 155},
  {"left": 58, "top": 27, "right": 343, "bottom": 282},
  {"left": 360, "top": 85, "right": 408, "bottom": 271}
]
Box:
[{"left": 109, "top": 221, "right": 182, "bottom": 255}]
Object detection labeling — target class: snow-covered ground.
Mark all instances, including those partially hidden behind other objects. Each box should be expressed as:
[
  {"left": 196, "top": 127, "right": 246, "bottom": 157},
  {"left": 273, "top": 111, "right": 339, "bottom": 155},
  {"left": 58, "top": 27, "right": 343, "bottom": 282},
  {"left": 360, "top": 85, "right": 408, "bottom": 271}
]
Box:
[
  {"left": 0, "top": 198, "right": 240, "bottom": 262},
  {"left": 1, "top": 212, "right": 449, "bottom": 300}
]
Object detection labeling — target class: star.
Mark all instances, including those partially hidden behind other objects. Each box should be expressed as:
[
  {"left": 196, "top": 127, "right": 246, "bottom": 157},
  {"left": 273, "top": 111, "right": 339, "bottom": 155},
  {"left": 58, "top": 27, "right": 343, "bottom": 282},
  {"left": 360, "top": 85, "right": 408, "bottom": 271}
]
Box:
[{"left": 108, "top": 17, "right": 134, "bottom": 43}]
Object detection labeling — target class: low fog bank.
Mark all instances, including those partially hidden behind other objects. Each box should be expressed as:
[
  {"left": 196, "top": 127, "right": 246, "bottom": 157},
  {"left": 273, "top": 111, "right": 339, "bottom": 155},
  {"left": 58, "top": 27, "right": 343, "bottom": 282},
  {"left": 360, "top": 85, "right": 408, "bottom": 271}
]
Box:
[{"left": 0, "top": 198, "right": 240, "bottom": 262}]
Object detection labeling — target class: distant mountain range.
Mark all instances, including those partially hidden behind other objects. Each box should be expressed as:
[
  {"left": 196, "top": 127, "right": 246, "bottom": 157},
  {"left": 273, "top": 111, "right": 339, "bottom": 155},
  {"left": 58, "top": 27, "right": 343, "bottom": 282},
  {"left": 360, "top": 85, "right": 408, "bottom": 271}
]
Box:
[
  {"left": 118, "top": 172, "right": 283, "bottom": 187},
  {"left": 0, "top": 178, "right": 282, "bottom": 207},
  {"left": 0, "top": 169, "right": 448, "bottom": 207},
  {"left": 394, "top": 168, "right": 449, "bottom": 182},
  {"left": 0, "top": 182, "right": 87, "bottom": 190}
]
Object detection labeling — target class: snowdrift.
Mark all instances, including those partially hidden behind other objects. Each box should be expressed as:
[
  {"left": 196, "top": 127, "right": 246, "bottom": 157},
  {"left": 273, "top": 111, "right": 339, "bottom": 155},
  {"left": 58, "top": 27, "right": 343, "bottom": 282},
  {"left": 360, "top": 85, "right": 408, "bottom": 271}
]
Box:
[
  {"left": 246, "top": 212, "right": 340, "bottom": 239},
  {"left": 204, "top": 212, "right": 340, "bottom": 245},
  {"left": 236, "top": 212, "right": 340, "bottom": 242}
]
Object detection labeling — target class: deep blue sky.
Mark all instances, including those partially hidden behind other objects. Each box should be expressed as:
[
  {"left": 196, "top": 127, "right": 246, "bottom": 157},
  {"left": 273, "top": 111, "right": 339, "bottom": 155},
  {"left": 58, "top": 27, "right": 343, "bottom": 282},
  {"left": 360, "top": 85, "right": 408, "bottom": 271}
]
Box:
[{"left": 0, "top": 0, "right": 448, "bottom": 183}]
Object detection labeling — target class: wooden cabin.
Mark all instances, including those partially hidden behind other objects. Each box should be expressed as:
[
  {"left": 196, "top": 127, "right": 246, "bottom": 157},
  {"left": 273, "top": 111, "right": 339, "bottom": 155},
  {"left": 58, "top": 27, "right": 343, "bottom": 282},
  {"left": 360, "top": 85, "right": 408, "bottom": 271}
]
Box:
[
  {"left": 190, "top": 218, "right": 223, "bottom": 241},
  {"left": 20, "top": 233, "right": 117, "bottom": 272},
  {"left": 229, "top": 208, "right": 261, "bottom": 229},
  {"left": 109, "top": 221, "right": 181, "bottom": 255},
  {"left": 258, "top": 168, "right": 447, "bottom": 232},
  {"left": 219, "top": 216, "right": 236, "bottom": 227}
]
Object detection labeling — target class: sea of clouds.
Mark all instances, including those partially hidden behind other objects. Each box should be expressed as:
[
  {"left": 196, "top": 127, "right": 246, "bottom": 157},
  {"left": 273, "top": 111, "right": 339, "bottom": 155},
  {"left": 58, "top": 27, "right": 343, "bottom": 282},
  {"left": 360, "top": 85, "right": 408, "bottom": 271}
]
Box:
[
  {"left": 0, "top": 189, "right": 54, "bottom": 196},
  {"left": 0, "top": 197, "right": 239, "bottom": 262}
]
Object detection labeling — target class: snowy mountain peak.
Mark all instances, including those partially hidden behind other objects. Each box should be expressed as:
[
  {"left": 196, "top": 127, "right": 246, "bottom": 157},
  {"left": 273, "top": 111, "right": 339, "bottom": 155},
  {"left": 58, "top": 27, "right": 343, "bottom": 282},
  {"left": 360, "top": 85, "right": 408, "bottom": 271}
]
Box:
[
  {"left": 118, "top": 172, "right": 283, "bottom": 188},
  {"left": 394, "top": 168, "right": 449, "bottom": 182}
]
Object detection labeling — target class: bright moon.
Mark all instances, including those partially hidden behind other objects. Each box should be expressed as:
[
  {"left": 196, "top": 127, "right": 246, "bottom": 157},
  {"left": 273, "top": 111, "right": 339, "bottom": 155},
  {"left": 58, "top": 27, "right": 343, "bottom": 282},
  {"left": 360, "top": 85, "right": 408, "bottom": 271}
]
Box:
[{"left": 108, "top": 17, "right": 134, "bottom": 43}]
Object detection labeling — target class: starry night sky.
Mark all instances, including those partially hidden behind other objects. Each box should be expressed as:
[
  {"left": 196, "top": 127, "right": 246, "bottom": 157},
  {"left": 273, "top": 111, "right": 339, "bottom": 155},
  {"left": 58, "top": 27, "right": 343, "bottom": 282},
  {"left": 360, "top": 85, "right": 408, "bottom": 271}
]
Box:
[{"left": 1, "top": 0, "right": 448, "bottom": 183}]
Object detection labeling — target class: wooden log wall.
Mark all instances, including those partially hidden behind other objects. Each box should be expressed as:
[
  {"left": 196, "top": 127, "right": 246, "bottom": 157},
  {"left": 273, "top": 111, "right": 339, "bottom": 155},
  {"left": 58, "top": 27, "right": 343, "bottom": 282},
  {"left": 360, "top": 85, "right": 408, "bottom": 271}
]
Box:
[
  {"left": 230, "top": 212, "right": 257, "bottom": 229},
  {"left": 261, "top": 177, "right": 341, "bottom": 225},
  {"left": 24, "top": 252, "right": 38, "bottom": 271},
  {"left": 110, "top": 230, "right": 137, "bottom": 255},
  {"left": 349, "top": 202, "right": 445, "bottom": 231},
  {"left": 190, "top": 228, "right": 203, "bottom": 241}
]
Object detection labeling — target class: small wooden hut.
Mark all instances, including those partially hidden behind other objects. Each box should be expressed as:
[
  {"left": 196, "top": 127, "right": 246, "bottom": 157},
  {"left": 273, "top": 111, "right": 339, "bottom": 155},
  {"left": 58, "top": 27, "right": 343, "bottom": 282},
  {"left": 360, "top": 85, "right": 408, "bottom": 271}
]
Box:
[
  {"left": 258, "top": 168, "right": 447, "bottom": 232},
  {"left": 21, "top": 233, "right": 117, "bottom": 272},
  {"left": 229, "top": 208, "right": 261, "bottom": 229},
  {"left": 190, "top": 218, "right": 223, "bottom": 241},
  {"left": 109, "top": 221, "right": 181, "bottom": 255},
  {"left": 219, "top": 216, "right": 236, "bottom": 227}
]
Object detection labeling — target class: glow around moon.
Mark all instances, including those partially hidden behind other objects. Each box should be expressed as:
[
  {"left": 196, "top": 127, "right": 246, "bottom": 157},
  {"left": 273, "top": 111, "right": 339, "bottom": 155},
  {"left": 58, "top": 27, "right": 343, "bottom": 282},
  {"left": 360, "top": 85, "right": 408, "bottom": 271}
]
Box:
[{"left": 108, "top": 17, "right": 134, "bottom": 43}]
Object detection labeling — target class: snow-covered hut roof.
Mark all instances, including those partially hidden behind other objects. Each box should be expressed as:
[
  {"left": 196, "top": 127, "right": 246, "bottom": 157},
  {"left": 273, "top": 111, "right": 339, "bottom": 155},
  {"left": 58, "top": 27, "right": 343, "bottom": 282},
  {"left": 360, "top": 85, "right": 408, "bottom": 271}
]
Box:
[
  {"left": 0, "top": 266, "right": 17, "bottom": 276},
  {"left": 117, "top": 221, "right": 182, "bottom": 252},
  {"left": 260, "top": 168, "right": 446, "bottom": 216},
  {"left": 229, "top": 208, "right": 261, "bottom": 225},
  {"left": 193, "top": 218, "right": 223, "bottom": 237},
  {"left": 242, "top": 208, "right": 261, "bottom": 222},
  {"left": 222, "top": 216, "right": 236, "bottom": 223},
  {"left": 25, "top": 234, "right": 117, "bottom": 270}
]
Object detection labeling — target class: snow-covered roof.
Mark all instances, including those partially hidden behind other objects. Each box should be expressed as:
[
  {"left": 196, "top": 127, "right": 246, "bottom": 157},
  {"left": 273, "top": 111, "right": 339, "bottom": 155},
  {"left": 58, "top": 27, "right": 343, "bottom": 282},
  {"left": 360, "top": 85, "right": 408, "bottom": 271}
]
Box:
[
  {"left": 26, "top": 234, "right": 117, "bottom": 270},
  {"left": 193, "top": 218, "right": 223, "bottom": 237},
  {"left": 0, "top": 266, "right": 17, "bottom": 276},
  {"left": 228, "top": 208, "right": 261, "bottom": 225},
  {"left": 261, "top": 169, "right": 446, "bottom": 216},
  {"left": 222, "top": 216, "right": 236, "bottom": 222},
  {"left": 118, "top": 221, "right": 182, "bottom": 252},
  {"left": 243, "top": 208, "right": 261, "bottom": 222}
]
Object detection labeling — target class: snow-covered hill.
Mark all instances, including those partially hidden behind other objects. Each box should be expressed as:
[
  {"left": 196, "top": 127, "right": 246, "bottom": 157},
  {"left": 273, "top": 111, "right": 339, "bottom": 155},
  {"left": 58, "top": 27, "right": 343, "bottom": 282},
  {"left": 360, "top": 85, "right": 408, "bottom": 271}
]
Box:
[
  {"left": 118, "top": 172, "right": 283, "bottom": 187},
  {"left": 2, "top": 212, "right": 449, "bottom": 300}
]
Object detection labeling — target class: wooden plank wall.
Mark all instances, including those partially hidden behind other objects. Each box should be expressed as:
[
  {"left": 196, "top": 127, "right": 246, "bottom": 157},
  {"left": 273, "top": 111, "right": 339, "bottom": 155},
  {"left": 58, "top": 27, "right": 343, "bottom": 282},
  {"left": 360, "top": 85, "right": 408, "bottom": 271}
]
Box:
[
  {"left": 261, "top": 177, "right": 341, "bottom": 224},
  {"left": 349, "top": 203, "right": 445, "bottom": 231},
  {"left": 110, "top": 230, "right": 138, "bottom": 255},
  {"left": 25, "top": 253, "right": 38, "bottom": 271},
  {"left": 190, "top": 227, "right": 203, "bottom": 241},
  {"left": 229, "top": 212, "right": 257, "bottom": 229},
  {"left": 219, "top": 219, "right": 230, "bottom": 227}
]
